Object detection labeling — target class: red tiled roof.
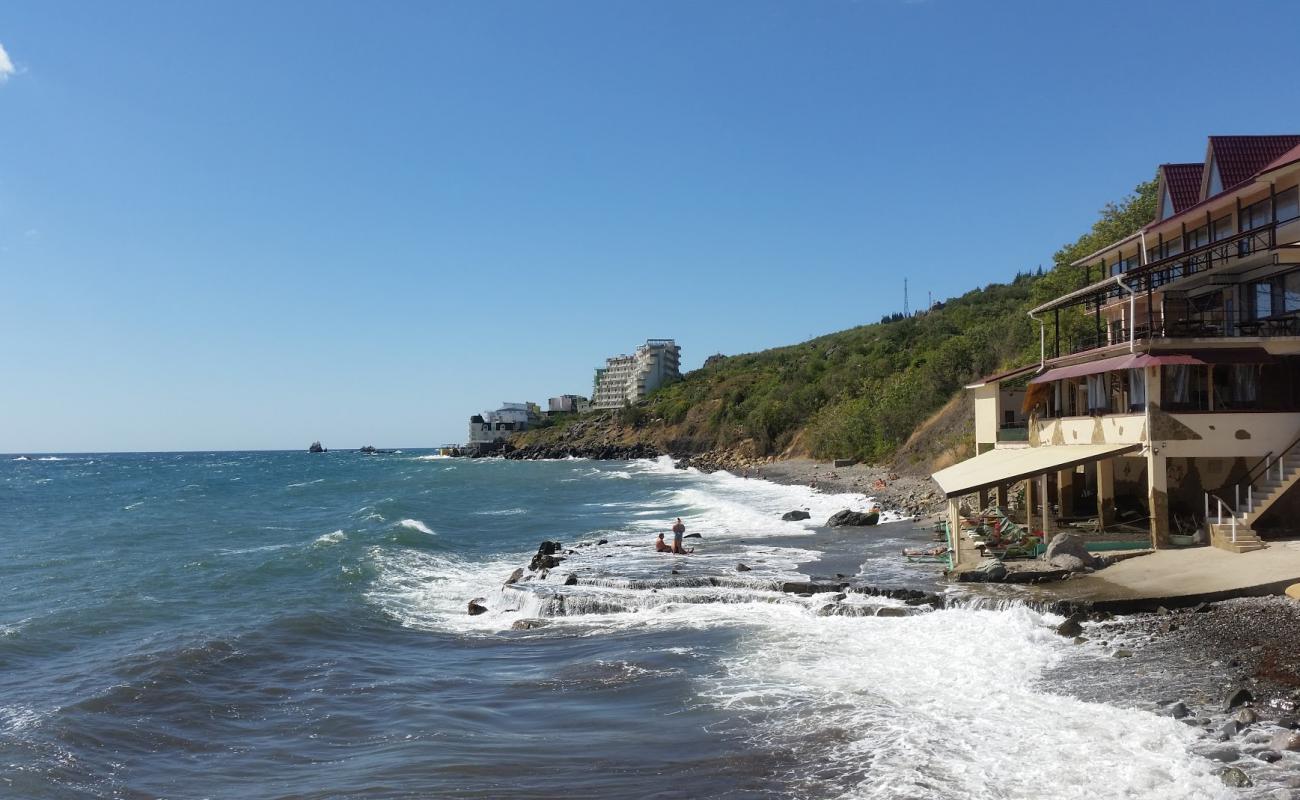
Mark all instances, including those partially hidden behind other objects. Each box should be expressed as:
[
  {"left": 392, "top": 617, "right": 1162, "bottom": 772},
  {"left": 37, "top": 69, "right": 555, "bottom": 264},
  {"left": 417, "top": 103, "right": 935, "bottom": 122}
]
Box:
[
  {"left": 1260, "top": 142, "right": 1300, "bottom": 176},
  {"left": 1161, "top": 163, "right": 1203, "bottom": 213},
  {"left": 1208, "top": 135, "right": 1300, "bottom": 193}
]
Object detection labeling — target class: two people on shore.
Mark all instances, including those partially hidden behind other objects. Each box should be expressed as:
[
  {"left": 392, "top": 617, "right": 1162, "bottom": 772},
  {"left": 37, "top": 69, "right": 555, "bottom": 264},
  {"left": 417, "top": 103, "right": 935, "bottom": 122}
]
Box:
[{"left": 655, "top": 518, "right": 693, "bottom": 554}]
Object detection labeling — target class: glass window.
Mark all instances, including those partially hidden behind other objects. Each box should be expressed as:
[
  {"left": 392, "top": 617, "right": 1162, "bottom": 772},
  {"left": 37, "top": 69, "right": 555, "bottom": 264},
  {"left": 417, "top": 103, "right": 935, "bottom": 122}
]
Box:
[
  {"left": 1243, "top": 198, "right": 1271, "bottom": 230},
  {"left": 1285, "top": 272, "right": 1300, "bottom": 314},
  {"left": 1188, "top": 225, "right": 1210, "bottom": 248},
  {"left": 1208, "top": 155, "right": 1223, "bottom": 196},
  {"left": 1212, "top": 214, "right": 1234, "bottom": 241},
  {"left": 1254, "top": 281, "right": 1274, "bottom": 319},
  {"left": 1278, "top": 187, "right": 1300, "bottom": 223},
  {"left": 1164, "top": 236, "right": 1183, "bottom": 257},
  {"left": 1161, "top": 186, "right": 1176, "bottom": 219}
]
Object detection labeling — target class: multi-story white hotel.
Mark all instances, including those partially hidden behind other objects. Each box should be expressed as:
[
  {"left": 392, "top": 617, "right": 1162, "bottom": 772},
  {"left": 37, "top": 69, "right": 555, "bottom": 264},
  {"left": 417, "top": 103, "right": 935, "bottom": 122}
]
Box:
[{"left": 592, "top": 339, "right": 682, "bottom": 409}]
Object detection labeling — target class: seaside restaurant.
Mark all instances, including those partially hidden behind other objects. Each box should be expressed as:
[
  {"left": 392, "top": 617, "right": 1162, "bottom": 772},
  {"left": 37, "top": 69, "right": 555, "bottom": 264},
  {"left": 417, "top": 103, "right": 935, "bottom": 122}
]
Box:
[{"left": 934, "top": 135, "right": 1300, "bottom": 566}]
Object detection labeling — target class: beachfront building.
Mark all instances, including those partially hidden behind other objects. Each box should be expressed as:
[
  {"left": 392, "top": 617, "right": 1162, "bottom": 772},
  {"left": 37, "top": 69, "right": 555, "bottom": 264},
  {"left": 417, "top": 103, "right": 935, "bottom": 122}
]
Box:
[
  {"left": 935, "top": 135, "right": 1300, "bottom": 563},
  {"left": 467, "top": 402, "right": 542, "bottom": 454},
  {"left": 592, "top": 339, "right": 682, "bottom": 409},
  {"left": 548, "top": 394, "right": 591, "bottom": 414}
]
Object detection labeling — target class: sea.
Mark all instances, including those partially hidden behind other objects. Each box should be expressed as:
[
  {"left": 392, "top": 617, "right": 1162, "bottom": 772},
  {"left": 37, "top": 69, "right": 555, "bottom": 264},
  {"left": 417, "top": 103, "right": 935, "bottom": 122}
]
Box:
[{"left": 0, "top": 451, "right": 1278, "bottom": 799}]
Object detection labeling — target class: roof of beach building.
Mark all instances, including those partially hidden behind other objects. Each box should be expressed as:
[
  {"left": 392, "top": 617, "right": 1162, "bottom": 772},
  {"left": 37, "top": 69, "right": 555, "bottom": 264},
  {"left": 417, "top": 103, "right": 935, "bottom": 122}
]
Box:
[
  {"left": 1159, "top": 163, "right": 1203, "bottom": 214},
  {"left": 1206, "top": 135, "right": 1300, "bottom": 193},
  {"left": 1069, "top": 134, "right": 1300, "bottom": 267}
]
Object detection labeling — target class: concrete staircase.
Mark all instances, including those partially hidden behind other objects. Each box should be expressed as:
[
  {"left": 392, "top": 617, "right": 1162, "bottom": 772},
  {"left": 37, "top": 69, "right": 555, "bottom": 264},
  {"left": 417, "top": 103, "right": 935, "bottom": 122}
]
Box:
[{"left": 1206, "top": 461, "right": 1300, "bottom": 553}]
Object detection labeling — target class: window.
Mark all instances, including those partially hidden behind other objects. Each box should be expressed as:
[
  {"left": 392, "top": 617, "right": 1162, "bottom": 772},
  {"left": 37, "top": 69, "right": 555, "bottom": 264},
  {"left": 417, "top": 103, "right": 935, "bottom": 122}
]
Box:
[
  {"left": 1128, "top": 368, "right": 1147, "bottom": 409},
  {"left": 1253, "top": 282, "right": 1274, "bottom": 319},
  {"left": 1212, "top": 214, "right": 1234, "bottom": 241},
  {"left": 1208, "top": 154, "right": 1223, "bottom": 196},
  {"left": 1161, "top": 185, "right": 1176, "bottom": 220},
  {"left": 1188, "top": 225, "right": 1209, "bottom": 248},
  {"left": 1163, "top": 236, "right": 1183, "bottom": 258},
  {"left": 1242, "top": 197, "right": 1272, "bottom": 230},
  {"left": 1278, "top": 186, "right": 1300, "bottom": 223}
]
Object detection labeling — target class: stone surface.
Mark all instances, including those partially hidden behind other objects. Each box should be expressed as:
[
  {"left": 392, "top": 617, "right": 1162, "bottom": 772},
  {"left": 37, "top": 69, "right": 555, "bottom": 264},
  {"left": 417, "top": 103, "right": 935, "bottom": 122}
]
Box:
[
  {"left": 782, "top": 510, "right": 811, "bottom": 521},
  {"left": 1225, "top": 687, "right": 1255, "bottom": 712},
  {"left": 1235, "top": 708, "right": 1259, "bottom": 726},
  {"left": 1270, "top": 731, "right": 1300, "bottom": 752},
  {"left": 735, "top": 563, "right": 752, "bottom": 572},
  {"left": 511, "top": 618, "right": 549, "bottom": 630},
  {"left": 1042, "top": 533, "right": 1101, "bottom": 571},
  {"left": 1168, "top": 701, "right": 1190, "bottom": 719},
  {"left": 874, "top": 607, "right": 911, "bottom": 617},
  {"left": 826, "top": 509, "right": 880, "bottom": 527},
  {"left": 1218, "top": 767, "right": 1253, "bottom": 788},
  {"left": 563, "top": 574, "right": 578, "bottom": 586},
  {"left": 467, "top": 599, "right": 488, "bottom": 616}
]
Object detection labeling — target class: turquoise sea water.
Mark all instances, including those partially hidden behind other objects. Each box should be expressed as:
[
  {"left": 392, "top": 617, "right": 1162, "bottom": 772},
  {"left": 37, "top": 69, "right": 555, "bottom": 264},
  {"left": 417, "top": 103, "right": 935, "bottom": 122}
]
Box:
[{"left": 0, "top": 452, "right": 1270, "bottom": 798}]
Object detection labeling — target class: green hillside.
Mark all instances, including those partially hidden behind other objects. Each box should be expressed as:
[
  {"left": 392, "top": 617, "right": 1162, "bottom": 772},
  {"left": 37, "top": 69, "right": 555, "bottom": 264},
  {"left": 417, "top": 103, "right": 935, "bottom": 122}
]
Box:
[{"left": 521, "top": 176, "right": 1158, "bottom": 467}]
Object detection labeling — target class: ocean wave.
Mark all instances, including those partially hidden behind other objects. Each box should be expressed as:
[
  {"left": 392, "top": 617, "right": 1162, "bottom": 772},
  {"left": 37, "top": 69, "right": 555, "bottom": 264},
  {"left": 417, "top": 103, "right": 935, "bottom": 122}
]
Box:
[
  {"left": 286, "top": 478, "right": 325, "bottom": 488},
  {"left": 314, "top": 530, "right": 347, "bottom": 545},
  {"left": 396, "top": 519, "right": 435, "bottom": 535},
  {"left": 0, "top": 704, "right": 44, "bottom": 734},
  {"left": 474, "top": 508, "right": 527, "bottom": 516},
  {"left": 123, "top": 501, "right": 145, "bottom": 511}
]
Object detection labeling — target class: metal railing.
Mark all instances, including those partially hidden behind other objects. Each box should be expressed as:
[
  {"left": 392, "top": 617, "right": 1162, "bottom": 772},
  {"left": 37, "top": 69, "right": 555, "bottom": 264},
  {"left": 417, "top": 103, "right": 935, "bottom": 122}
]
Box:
[{"left": 1204, "top": 430, "right": 1300, "bottom": 543}]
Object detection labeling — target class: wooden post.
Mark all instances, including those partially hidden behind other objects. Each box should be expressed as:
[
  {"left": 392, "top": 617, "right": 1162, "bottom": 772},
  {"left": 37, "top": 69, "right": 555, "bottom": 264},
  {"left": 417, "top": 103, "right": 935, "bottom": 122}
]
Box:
[{"left": 1096, "top": 458, "right": 1115, "bottom": 528}]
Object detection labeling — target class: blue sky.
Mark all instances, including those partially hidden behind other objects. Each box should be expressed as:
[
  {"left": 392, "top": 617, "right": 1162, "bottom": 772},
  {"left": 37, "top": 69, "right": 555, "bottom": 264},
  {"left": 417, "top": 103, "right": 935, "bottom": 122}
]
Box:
[{"left": 2, "top": 0, "right": 1298, "bottom": 452}]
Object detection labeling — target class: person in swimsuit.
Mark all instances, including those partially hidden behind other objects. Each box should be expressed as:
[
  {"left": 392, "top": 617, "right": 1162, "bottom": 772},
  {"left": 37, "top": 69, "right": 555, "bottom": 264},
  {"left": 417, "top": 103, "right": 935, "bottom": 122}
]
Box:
[
  {"left": 655, "top": 533, "right": 673, "bottom": 552},
  {"left": 671, "top": 518, "right": 693, "bottom": 554}
]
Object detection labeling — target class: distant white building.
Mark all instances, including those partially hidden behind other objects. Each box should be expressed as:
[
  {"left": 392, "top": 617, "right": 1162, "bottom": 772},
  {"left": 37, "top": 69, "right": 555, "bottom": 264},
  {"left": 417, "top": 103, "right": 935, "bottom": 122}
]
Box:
[
  {"left": 592, "top": 339, "right": 682, "bottom": 409},
  {"left": 467, "top": 402, "right": 541, "bottom": 452},
  {"left": 548, "top": 395, "right": 591, "bottom": 414}
]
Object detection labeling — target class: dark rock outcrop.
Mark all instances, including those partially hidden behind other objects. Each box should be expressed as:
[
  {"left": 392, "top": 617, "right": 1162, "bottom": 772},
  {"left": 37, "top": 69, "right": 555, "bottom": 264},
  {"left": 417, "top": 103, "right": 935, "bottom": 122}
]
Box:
[
  {"left": 1224, "top": 687, "right": 1254, "bottom": 712},
  {"left": 308, "top": 441, "right": 326, "bottom": 453},
  {"left": 467, "top": 599, "right": 488, "bottom": 615},
  {"left": 512, "top": 619, "right": 549, "bottom": 630},
  {"left": 826, "top": 509, "right": 880, "bottom": 527},
  {"left": 564, "top": 574, "right": 578, "bottom": 586},
  {"left": 504, "top": 568, "right": 524, "bottom": 585},
  {"left": 782, "top": 510, "right": 811, "bottom": 521},
  {"left": 735, "top": 563, "right": 752, "bottom": 572}
]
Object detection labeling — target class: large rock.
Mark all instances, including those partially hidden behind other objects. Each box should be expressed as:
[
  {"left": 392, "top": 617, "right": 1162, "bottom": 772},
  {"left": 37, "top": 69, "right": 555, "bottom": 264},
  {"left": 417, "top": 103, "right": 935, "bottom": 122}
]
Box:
[
  {"left": 826, "top": 509, "right": 880, "bottom": 527},
  {"left": 1043, "top": 533, "right": 1101, "bottom": 571},
  {"left": 1056, "top": 613, "right": 1086, "bottom": 638},
  {"left": 511, "top": 618, "right": 549, "bottom": 630},
  {"left": 975, "top": 558, "right": 1008, "bottom": 582},
  {"left": 1217, "top": 767, "right": 1252, "bottom": 788},
  {"left": 1269, "top": 731, "right": 1300, "bottom": 751},
  {"left": 1224, "top": 687, "right": 1254, "bottom": 712},
  {"left": 504, "top": 568, "right": 524, "bottom": 585},
  {"left": 467, "top": 598, "right": 488, "bottom": 615},
  {"left": 782, "top": 510, "right": 811, "bottom": 521}
]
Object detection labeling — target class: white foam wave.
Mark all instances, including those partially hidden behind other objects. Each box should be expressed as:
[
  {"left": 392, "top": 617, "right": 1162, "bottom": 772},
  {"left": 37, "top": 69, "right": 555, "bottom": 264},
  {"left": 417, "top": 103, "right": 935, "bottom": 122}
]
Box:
[
  {"left": 704, "top": 605, "right": 1226, "bottom": 799},
  {"left": 413, "top": 455, "right": 450, "bottom": 461},
  {"left": 123, "top": 501, "right": 145, "bottom": 511},
  {"left": 474, "top": 508, "right": 528, "bottom": 516},
  {"left": 314, "top": 530, "right": 347, "bottom": 545},
  {"left": 287, "top": 478, "right": 325, "bottom": 488},
  {"left": 397, "top": 519, "right": 435, "bottom": 535}
]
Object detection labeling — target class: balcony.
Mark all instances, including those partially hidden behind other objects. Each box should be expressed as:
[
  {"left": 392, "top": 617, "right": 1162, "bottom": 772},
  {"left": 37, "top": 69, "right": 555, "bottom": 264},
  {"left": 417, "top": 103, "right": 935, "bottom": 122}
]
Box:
[
  {"left": 1064, "top": 309, "right": 1300, "bottom": 356},
  {"left": 996, "top": 423, "right": 1028, "bottom": 443}
]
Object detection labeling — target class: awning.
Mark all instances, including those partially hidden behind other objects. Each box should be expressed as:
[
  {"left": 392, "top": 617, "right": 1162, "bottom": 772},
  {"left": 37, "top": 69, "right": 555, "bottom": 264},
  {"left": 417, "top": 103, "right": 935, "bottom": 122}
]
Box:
[
  {"left": 1030, "top": 350, "right": 1272, "bottom": 384},
  {"left": 931, "top": 443, "right": 1142, "bottom": 498}
]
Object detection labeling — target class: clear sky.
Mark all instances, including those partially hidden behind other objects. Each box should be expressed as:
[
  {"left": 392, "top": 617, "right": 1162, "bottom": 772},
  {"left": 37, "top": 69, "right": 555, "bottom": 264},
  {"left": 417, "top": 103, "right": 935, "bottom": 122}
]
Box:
[{"left": 2, "top": 0, "right": 1298, "bottom": 452}]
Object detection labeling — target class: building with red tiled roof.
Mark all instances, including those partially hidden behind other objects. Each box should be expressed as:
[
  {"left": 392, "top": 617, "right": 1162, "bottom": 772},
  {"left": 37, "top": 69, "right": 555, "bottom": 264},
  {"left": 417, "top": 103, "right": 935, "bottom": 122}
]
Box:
[{"left": 934, "top": 133, "right": 1300, "bottom": 565}]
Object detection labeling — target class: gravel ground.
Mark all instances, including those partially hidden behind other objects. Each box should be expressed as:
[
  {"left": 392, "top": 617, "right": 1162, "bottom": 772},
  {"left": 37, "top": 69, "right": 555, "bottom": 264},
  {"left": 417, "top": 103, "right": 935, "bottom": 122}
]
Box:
[{"left": 738, "top": 457, "right": 945, "bottom": 519}]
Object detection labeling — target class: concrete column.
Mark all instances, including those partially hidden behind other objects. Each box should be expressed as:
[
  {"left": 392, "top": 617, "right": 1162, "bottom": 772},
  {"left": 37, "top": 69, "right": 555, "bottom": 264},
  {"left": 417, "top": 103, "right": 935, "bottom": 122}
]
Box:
[
  {"left": 1057, "top": 468, "right": 1075, "bottom": 518},
  {"left": 1148, "top": 451, "right": 1170, "bottom": 549},
  {"left": 995, "top": 484, "right": 1008, "bottom": 509},
  {"left": 977, "top": 488, "right": 990, "bottom": 512},
  {"left": 947, "top": 497, "right": 963, "bottom": 568},
  {"left": 1096, "top": 457, "right": 1115, "bottom": 528},
  {"left": 1024, "top": 478, "right": 1034, "bottom": 527},
  {"left": 1039, "top": 472, "right": 1053, "bottom": 543}
]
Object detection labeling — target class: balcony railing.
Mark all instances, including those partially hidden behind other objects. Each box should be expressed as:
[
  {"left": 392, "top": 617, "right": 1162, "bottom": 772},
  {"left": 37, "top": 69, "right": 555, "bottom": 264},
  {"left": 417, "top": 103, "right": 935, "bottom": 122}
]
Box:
[
  {"left": 1065, "top": 309, "right": 1300, "bottom": 355},
  {"left": 996, "top": 424, "right": 1028, "bottom": 442},
  {"left": 1086, "top": 225, "right": 1278, "bottom": 309}
]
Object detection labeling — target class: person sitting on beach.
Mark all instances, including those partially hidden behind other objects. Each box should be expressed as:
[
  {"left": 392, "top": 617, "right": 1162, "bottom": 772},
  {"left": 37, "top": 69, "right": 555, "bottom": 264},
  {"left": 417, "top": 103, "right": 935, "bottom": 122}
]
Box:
[
  {"left": 671, "top": 518, "right": 693, "bottom": 554},
  {"left": 655, "top": 533, "right": 673, "bottom": 552}
]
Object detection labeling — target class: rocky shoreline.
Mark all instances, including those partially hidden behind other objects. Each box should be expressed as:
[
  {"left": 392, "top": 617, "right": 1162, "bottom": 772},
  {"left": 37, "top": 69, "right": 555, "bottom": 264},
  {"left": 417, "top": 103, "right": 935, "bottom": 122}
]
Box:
[{"left": 486, "top": 444, "right": 946, "bottom": 519}]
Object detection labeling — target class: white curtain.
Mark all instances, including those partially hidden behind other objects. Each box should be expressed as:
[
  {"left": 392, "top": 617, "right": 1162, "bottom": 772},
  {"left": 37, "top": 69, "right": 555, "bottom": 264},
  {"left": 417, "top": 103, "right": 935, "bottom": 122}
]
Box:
[
  {"left": 1169, "top": 365, "right": 1191, "bottom": 404},
  {"left": 1232, "top": 364, "right": 1259, "bottom": 403},
  {"left": 1128, "top": 368, "right": 1146, "bottom": 408},
  {"left": 1087, "top": 374, "right": 1108, "bottom": 413}
]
